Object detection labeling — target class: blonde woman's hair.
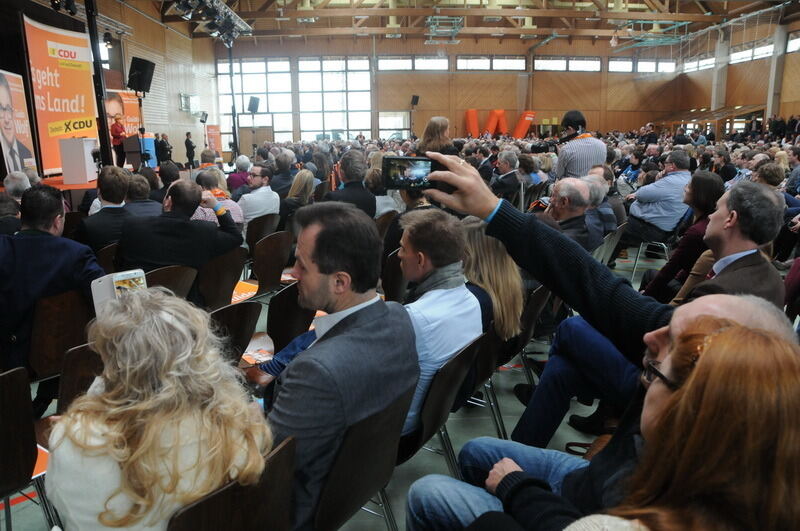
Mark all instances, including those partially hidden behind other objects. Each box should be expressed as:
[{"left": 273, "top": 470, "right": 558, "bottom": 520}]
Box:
[
  {"left": 57, "top": 288, "right": 271, "bottom": 527},
  {"left": 367, "top": 150, "right": 385, "bottom": 170},
  {"left": 775, "top": 151, "right": 790, "bottom": 172},
  {"left": 287, "top": 169, "right": 315, "bottom": 204},
  {"left": 461, "top": 216, "right": 523, "bottom": 340},
  {"left": 418, "top": 116, "right": 452, "bottom": 153},
  {"left": 537, "top": 153, "right": 553, "bottom": 173}
]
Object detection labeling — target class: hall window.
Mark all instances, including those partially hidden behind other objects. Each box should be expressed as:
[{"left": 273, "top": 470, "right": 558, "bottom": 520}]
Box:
[
  {"left": 730, "top": 48, "right": 753, "bottom": 64},
  {"left": 697, "top": 57, "right": 715, "bottom": 70},
  {"left": 493, "top": 56, "right": 526, "bottom": 70},
  {"left": 568, "top": 57, "right": 601, "bottom": 72},
  {"left": 658, "top": 61, "right": 676, "bottom": 73},
  {"left": 683, "top": 60, "right": 698, "bottom": 72},
  {"left": 753, "top": 44, "right": 774, "bottom": 60},
  {"left": 298, "top": 56, "right": 372, "bottom": 141},
  {"left": 457, "top": 56, "right": 491, "bottom": 70},
  {"left": 534, "top": 57, "right": 567, "bottom": 71},
  {"left": 788, "top": 33, "right": 800, "bottom": 53},
  {"left": 415, "top": 56, "right": 449, "bottom": 70},
  {"left": 379, "top": 111, "right": 411, "bottom": 140},
  {"left": 217, "top": 58, "right": 293, "bottom": 146},
  {"left": 608, "top": 58, "right": 633, "bottom": 72},
  {"left": 378, "top": 56, "right": 413, "bottom": 71},
  {"left": 636, "top": 60, "right": 656, "bottom": 73}
]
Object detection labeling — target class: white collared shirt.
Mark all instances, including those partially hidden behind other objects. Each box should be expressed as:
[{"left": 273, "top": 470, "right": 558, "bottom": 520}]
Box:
[
  {"left": 712, "top": 249, "right": 758, "bottom": 276},
  {"left": 311, "top": 295, "right": 380, "bottom": 343}
]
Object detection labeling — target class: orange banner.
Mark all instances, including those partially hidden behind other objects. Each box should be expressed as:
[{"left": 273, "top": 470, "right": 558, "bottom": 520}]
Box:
[
  {"left": 105, "top": 90, "right": 140, "bottom": 166},
  {"left": 206, "top": 124, "right": 222, "bottom": 154},
  {"left": 0, "top": 69, "right": 36, "bottom": 175},
  {"left": 24, "top": 16, "right": 98, "bottom": 175}
]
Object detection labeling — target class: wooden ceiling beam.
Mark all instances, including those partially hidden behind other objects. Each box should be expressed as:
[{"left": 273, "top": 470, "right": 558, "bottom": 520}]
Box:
[
  {"left": 223, "top": 7, "right": 725, "bottom": 22},
  {"left": 194, "top": 25, "right": 650, "bottom": 37}
]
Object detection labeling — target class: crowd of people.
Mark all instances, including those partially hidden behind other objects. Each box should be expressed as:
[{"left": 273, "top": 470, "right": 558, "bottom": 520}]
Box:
[{"left": 2, "top": 109, "right": 800, "bottom": 530}]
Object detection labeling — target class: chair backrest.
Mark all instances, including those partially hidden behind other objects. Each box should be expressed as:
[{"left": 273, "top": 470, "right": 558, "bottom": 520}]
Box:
[
  {"left": 375, "top": 210, "right": 398, "bottom": 239},
  {"left": 601, "top": 221, "right": 628, "bottom": 265},
  {"left": 313, "top": 181, "right": 329, "bottom": 202},
  {"left": 267, "top": 282, "right": 316, "bottom": 353},
  {"left": 0, "top": 367, "right": 37, "bottom": 499},
  {"left": 253, "top": 231, "right": 294, "bottom": 295},
  {"left": 198, "top": 247, "right": 248, "bottom": 311},
  {"left": 29, "top": 290, "right": 93, "bottom": 379},
  {"left": 591, "top": 231, "right": 614, "bottom": 262},
  {"left": 95, "top": 242, "right": 118, "bottom": 274},
  {"left": 168, "top": 437, "right": 296, "bottom": 531},
  {"left": 62, "top": 211, "right": 86, "bottom": 240},
  {"left": 145, "top": 265, "right": 198, "bottom": 299},
  {"left": 209, "top": 301, "right": 263, "bottom": 365},
  {"left": 397, "top": 334, "right": 483, "bottom": 464},
  {"left": 57, "top": 343, "right": 104, "bottom": 414},
  {"left": 380, "top": 248, "right": 407, "bottom": 303},
  {"left": 245, "top": 213, "right": 280, "bottom": 251},
  {"left": 498, "top": 285, "right": 551, "bottom": 365},
  {"left": 470, "top": 327, "right": 503, "bottom": 395},
  {"left": 314, "top": 386, "right": 415, "bottom": 531}
]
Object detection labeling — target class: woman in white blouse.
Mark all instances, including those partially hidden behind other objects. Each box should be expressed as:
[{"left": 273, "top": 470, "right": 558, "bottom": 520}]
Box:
[{"left": 47, "top": 288, "right": 271, "bottom": 530}]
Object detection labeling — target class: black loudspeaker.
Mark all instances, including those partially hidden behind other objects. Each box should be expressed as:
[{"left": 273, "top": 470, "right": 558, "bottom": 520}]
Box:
[
  {"left": 248, "top": 96, "right": 260, "bottom": 114},
  {"left": 199, "top": 111, "right": 208, "bottom": 124},
  {"left": 127, "top": 57, "right": 155, "bottom": 93},
  {"left": 410, "top": 95, "right": 420, "bottom": 106}
]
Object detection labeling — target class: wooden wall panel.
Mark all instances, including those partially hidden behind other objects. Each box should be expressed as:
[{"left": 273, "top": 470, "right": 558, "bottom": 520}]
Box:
[
  {"left": 780, "top": 53, "right": 800, "bottom": 119},
  {"left": 606, "top": 73, "right": 676, "bottom": 112},
  {"left": 726, "top": 59, "right": 769, "bottom": 107},
  {"left": 532, "top": 72, "right": 601, "bottom": 112},
  {"left": 676, "top": 70, "right": 713, "bottom": 111},
  {"left": 377, "top": 73, "right": 449, "bottom": 111}
]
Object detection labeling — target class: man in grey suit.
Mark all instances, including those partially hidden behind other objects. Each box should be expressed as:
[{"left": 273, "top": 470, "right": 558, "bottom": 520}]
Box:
[{"left": 265, "top": 202, "right": 419, "bottom": 530}]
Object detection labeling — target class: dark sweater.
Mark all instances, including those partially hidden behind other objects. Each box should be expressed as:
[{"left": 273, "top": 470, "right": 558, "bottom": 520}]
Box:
[{"left": 483, "top": 200, "right": 673, "bottom": 526}]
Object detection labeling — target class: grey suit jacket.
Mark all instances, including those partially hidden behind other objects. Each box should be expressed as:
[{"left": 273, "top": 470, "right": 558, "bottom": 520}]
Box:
[{"left": 268, "top": 299, "right": 419, "bottom": 530}]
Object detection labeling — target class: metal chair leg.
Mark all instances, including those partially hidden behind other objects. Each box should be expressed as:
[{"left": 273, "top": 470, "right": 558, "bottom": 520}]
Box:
[
  {"left": 520, "top": 352, "right": 535, "bottom": 385},
  {"left": 485, "top": 378, "right": 508, "bottom": 439},
  {"left": 437, "top": 426, "right": 461, "bottom": 480},
  {"left": 4, "top": 497, "right": 12, "bottom": 531},
  {"left": 377, "top": 487, "right": 398, "bottom": 531},
  {"left": 33, "top": 477, "right": 62, "bottom": 530},
  {"left": 631, "top": 242, "right": 645, "bottom": 279}
]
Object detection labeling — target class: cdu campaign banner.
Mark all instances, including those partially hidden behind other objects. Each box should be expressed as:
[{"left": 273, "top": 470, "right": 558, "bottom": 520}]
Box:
[
  {"left": 206, "top": 124, "right": 222, "bottom": 154},
  {"left": 0, "top": 69, "right": 36, "bottom": 175},
  {"left": 24, "top": 16, "right": 99, "bottom": 175},
  {"left": 105, "top": 89, "right": 141, "bottom": 166}
]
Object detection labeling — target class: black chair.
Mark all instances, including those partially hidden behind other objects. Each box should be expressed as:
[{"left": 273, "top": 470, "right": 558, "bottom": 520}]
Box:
[
  {"left": 380, "top": 249, "right": 407, "bottom": 303},
  {"left": 313, "top": 387, "right": 416, "bottom": 531},
  {"left": 29, "top": 290, "right": 93, "bottom": 379},
  {"left": 57, "top": 344, "right": 104, "bottom": 415},
  {"left": 267, "top": 282, "right": 316, "bottom": 353},
  {"left": 245, "top": 213, "right": 280, "bottom": 252},
  {"left": 62, "top": 211, "right": 85, "bottom": 240},
  {"left": 168, "top": 437, "right": 296, "bottom": 531},
  {"left": 198, "top": 247, "right": 248, "bottom": 311},
  {"left": 209, "top": 301, "right": 263, "bottom": 365},
  {"left": 375, "top": 211, "right": 398, "bottom": 239},
  {"left": 145, "top": 265, "right": 198, "bottom": 299},
  {"left": 397, "top": 335, "right": 484, "bottom": 477},
  {"left": 253, "top": 231, "right": 294, "bottom": 296},
  {"left": 462, "top": 328, "right": 508, "bottom": 439},
  {"left": 0, "top": 368, "right": 61, "bottom": 529},
  {"left": 497, "top": 285, "right": 552, "bottom": 386},
  {"left": 95, "top": 242, "right": 118, "bottom": 274}
]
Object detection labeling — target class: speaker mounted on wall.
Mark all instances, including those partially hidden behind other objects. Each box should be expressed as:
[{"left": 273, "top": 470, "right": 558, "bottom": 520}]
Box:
[
  {"left": 127, "top": 57, "right": 156, "bottom": 93},
  {"left": 410, "top": 95, "right": 420, "bottom": 106},
  {"left": 248, "top": 96, "right": 260, "bottom": 114},
  {"left": 199, "top": 112, "right": 208, "bottom": 124}
]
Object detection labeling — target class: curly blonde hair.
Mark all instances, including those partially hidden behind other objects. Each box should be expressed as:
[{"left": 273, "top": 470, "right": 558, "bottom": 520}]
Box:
[{"left": 56, "top": 288, "right": 271, "bottom": 527}]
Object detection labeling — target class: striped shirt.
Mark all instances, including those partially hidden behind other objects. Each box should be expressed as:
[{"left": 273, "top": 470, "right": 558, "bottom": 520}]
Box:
[{"left": 555, "top": 136, "right": 607, "bottom": 179}]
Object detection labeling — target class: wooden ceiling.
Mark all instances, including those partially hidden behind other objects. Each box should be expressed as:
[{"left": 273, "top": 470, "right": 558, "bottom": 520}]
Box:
[{"left": 159, "top": 0, "right": 800, "bottom": 43}]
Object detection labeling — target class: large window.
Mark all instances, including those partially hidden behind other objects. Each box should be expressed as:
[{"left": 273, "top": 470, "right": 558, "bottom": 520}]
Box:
[
  {"left": 753, "top": 44, "right": 774, "bottom": 60},
  {"left": 298, "top": 56, "right": 371, "bottom": 141},
  {"left": 568, "top": 57, "right": 601, "bottom": 72},
  {"left": 534, "top": 57, "right": 567, "bottom": 71},
  {"left": 608, "top": 58, "right": 633, "bottom": 72},
  {"left": 493, "top": 56, "right": 526, "bottom": 70},
  {"left": 217, "top": 58, "right": 293, "bottom": 145},
  {"left": 698, "top": 57, "right": 715, "bottom": 70},
  {"left": 788, "top": 32, "right": 800, "bottom": 53},
  {"left": 378, "top": 56, "right": 413, "bottom": 71},
  {"left": 457, "top": 56, "right": 491, "bottom": 70},
  {"left": 658, "top": 60, "right": 676, "bottom": 73},
  {"left": 730, "top": 48, "right": 753, "bottom": 64},
  {"left": 379, "top": 111, "right": 411, "bottom": 140},
  {"left": 636, "top": 60, "right": 656, "bottom": 73},
  {"left": 683, "top": 60, "right": 698, "bottom": 73},
  {"left": 415, "top": 56, "right": 449, "bottom": 70}
]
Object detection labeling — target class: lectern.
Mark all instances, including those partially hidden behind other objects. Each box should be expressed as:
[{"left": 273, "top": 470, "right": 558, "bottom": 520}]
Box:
[{"left": 59, "top": 138, "right": 98, "bottom": 185}]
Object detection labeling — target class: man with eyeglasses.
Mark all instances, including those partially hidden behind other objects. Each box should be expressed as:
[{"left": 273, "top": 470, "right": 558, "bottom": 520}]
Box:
[{"left": 0, "top": 73, "right": 33, "bottom": 175}]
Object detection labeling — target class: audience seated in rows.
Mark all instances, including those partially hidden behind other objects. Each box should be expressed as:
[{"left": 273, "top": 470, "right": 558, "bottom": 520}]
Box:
[
  {"left": 323, "top": 149, "right": 376, "bottom": 218},
  {"left": 75, "top": 166, "right": 131, "bottom": 252},
  {"left": 542, "top": 177, "right": 602, "bottom": 252},
  {"left": 0, "top": 185, "right": 104, "bottom": 416},
  {"left": 191, "top": 168, "right": 244, "bottom": 227},
  {"left": 47, "top": 288, "right": 272, "bottom": 530},
  {"left": 0, "top": 192, "right": 20, "bottom": 234},
  {"left": 123, "top": 174, "right": 163, "bottom": 217},
  {"left": 228, "top": 154, "right": 252, "bottom": 191},
  {"left": 489, "top": 151, "right": 522, "bottom": 199},
  {"left": 237, "top": 163, "right": 278, "bottom": 241},
  {"left": 150, "top": 161, "right": 180, "bottom": 203},
  {"left": 405, "top": 151, "right": 798, "bottom": 530},
  {"left": 271, "top": 151, "right": 296, "bottom": 198},
  {"left": 263, "top": 202, "right": 418, "bottom": 529},
  {"left": 398, "top": 208, "right": 482, "bottom": 434},
  {"left": 278, "top": 169, "right": 315, "bottom": 232},
  {"left": 117, "top": 180, "right": 242, "bottom": 305},
  {"left": 582, "top": 173, "right": 617, "bottom": 236}
]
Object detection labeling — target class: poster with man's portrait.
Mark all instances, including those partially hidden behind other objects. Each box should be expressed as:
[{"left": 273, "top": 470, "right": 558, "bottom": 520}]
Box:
[{"left": 0, "top": 69, "right": 36, "bottom": 176}]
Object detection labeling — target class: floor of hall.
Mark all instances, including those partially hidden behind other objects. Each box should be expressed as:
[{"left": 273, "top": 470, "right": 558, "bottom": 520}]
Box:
[{"left": 8, "top": 250, "right": 662, "bottom": 531}]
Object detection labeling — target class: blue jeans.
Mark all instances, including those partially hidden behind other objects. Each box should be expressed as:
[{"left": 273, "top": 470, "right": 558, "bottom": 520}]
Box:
[
  {"left": 405, "top": 437, "right": 588, "bottom": 531},
  {"left": 511, "top": 316, "right": 641, "bottom": 448}
]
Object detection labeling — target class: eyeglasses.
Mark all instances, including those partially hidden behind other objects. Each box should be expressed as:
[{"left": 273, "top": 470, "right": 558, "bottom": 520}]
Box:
[
  {"left": 0, "top": 105, "right": 13, "bottom": 117},
  {"left": 642, "top": 360, "right": 679, "bottom": 391}
]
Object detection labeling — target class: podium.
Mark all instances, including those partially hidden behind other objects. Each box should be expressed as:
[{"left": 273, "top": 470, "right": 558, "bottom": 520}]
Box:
[
  {"left": 59, "top": 138, "right": 98, "bottom": 185},
  {"left": 123, "top": 135, "right": 157, "bottom": 169}
]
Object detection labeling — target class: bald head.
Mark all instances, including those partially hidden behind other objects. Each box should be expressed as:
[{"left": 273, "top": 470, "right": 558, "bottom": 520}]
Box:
[{"left": 550, "top": 178, "right": 591, "bottom": 221}]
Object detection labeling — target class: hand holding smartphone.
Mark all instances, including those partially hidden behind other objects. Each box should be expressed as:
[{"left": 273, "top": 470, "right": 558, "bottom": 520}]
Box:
[{"left": 382, "top": 156, "right": 455, "bottom": 192}]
